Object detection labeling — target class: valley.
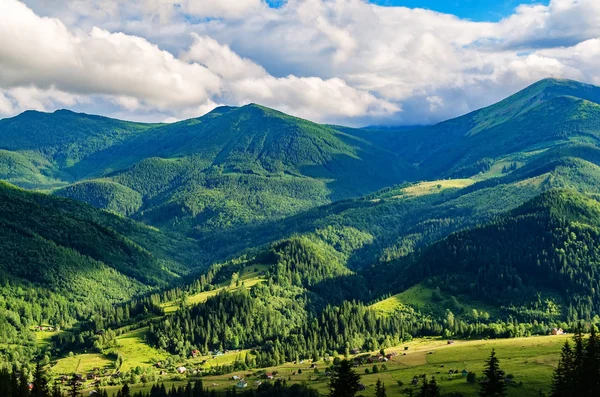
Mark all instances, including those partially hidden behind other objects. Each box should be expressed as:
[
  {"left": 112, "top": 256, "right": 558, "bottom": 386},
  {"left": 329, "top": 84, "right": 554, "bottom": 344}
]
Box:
[{"left": 2, "top": 78, "right": 600, "bottom": 397}]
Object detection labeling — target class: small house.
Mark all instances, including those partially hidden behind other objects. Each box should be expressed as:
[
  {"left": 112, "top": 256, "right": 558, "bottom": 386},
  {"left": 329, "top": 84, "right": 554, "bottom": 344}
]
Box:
[
  {"left": 552, "top": 328, "right": 565, "bottom": 336},
  {"left": 232, "top": 375, "right": 241, "bottom": 380},
  {"left": 265, "top": 373, "right": 274, "bottom": 380},
  {"left": 351, "top": 348, "right": 361, "bottom": 355},
  {"left": 191, "top": 349, "right": 200, "bottom": 358},
  {"left": 236, "top": 380, "right": 248, "bottom": 389},
  {"left": 447, "top": 340, "right": 455, "bottom": 345},
  {"left": 177, "top": 367, "right": 187, "bottom": 374},
  {"left": 462, "top": 369, "right": 468, "bottom": 378}
]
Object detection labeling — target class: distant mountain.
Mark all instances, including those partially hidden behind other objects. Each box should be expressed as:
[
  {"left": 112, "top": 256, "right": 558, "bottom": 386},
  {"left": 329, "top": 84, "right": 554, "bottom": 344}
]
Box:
[
  {"left": 384, "top": 78, "right": 600, "bottom": 178},
  {"left": 0, "top": 104, "right": 414, "bottom": 234}
]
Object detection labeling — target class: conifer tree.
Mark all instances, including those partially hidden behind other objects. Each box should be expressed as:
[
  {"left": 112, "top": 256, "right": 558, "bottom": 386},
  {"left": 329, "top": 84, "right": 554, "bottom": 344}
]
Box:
[
  {"left": 375, "top": 379, "right": 386, "bottom": 397},
  {"left": 330, "top": 360, "right": 361, "bottom": 397},
  {"left": 479, "top": 349, "right": 506, "bottom": 397},
  {"left": 32, "top": 362, "right": 50, "bottom": 397},
  {"left": 551, "top": 341, "right": 575, "bottom": 397}
]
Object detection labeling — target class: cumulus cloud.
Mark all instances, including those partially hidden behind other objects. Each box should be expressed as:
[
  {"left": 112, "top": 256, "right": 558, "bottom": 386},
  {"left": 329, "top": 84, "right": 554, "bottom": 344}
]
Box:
[
  {"left": 3, "top": 0, "right": 600, "bottom": 125},
  {"left": 183, "top": 34, "right": 398, "bottom": 121}
]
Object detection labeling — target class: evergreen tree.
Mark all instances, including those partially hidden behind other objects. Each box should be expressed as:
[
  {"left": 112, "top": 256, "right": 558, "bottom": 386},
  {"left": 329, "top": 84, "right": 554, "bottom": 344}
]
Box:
[
  {"left": 551, "top": 341, "right": 575, "bottom": 397},
  {"left": 479, "top": 349, "right": 506, "bottom": 397},
  {"left": 67, "top": 374, "right": 80, "bottom": 397},
  {"left": 375, "top": 379, "right": 386, "bottom": 397},
  {"left": 417, "top": 377, "right": 440, "bottom": 397},
  {"left": 583, "top": 326, "right": 600, "bottom": 393},
  {"left": 32, "top": 362, "right": 50, "bottom": 397},
  {"left": 330, "top": 360, "right": 361, "bottom": 397},
  {"left": 121, "top": 383, "right": 131, "bottom": 397}
]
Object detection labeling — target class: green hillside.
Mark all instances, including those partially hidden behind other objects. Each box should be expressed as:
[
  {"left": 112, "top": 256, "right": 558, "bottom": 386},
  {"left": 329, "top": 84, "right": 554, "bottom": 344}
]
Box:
[
  {"left": 392, "top": 189, "right": 600, "bottom": 321},
  {"left": 0, "top": 109, "right": 157, "bottom": 181},
  {"left": 45, "top": 105, "right": 413, "bottom": 233},
  {"left": 382, "top": 78, "right": 600, "bottom": 179},
  {"left": 0, "top": 180, "right": 202, "bottom": 363}
]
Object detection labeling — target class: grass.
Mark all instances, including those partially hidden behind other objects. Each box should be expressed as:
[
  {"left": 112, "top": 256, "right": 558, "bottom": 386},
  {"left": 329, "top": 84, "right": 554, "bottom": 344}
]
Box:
[
  {"left": 112, "top": 328, "right": 168, "bottom": 372},
  {"left": 52, "top": 353, "right": 114, "bottom": 375},
  {"left": 393, "top": 179, "right": 475, "bottom": 198},
  {"left": 93, "top": 335, "right": 568, "bottom": 396},
  {"left": 371, "top": 283, "right": 497, "bottom": 319},
  {"left": 162, "top": 265, "right": 269, "bottom": 313}
]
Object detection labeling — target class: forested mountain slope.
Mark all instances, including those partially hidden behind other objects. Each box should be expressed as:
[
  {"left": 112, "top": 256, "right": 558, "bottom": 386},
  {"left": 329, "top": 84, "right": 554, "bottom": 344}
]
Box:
[
  {"left": 381, "top": 78, "right": 600, "bottom": 178},
  {"left": 0, "top": 104, "right": 415, "bottom": 234},
  {"left": 0, "top": 180, "right": 202, "bottom": 348},
  {"left": 375, "top": 189, "right": 600, "bottom": 322}
]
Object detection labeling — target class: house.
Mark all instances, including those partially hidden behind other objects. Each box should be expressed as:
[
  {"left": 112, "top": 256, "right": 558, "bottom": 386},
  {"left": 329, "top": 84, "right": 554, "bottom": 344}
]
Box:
[
  {"left": 462, "top": 369, "right": 469, "bottom": 378},
  {"left": 552, "top": 328, "right": 565, "bottom": 336},
  {"left": 236, "top": 380, "right": 248, "bottom": 389},
  {"left": 191, "top": 349, "right": 200, "bottom": 358},
  {"left": 447, "top": 340, "right": 455, "bottom": 345},
  {"left": 264, "top": 373, "right": 274, "bottom": 380},
  {"left": 351, "top": 348, "right": 361, "bottom": 355},
  {"left": 232, "top": 375, "right": 241, "bottom": 380},
  {"left": 255, "top": 381, "right": 263, "bottom": 386},
  {"left": 177, "top": 367, "right": 187, "bottom": 374},
  {"left": 310, "top": 363, "right": 317, "bottom": 368},
  {"left": 385, "top": 354, "right": 394, "bottom": 360}
]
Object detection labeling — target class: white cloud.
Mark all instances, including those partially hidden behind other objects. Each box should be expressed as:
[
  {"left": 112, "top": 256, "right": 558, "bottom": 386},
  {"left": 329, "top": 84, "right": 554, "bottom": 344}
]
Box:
[{"left": 4, "top": 0, "right": 600, "bottom": 125}]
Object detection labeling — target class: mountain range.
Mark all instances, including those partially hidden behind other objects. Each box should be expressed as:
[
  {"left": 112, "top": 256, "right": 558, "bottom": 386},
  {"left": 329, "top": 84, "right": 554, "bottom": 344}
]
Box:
[{"left": 4, "top": 78, "right": 600, "bottom": 392}]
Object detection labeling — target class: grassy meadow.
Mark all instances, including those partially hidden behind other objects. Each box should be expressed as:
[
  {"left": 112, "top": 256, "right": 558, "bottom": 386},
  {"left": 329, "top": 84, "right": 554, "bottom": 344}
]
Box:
[{"left": 64, "top": 335, "right": 568, "bottom": 397}]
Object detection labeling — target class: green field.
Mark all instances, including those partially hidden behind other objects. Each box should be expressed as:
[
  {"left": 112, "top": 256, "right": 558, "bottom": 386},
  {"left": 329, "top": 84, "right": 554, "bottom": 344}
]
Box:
[
  {"left": 80, "top": 335, "right": 568, "bottom": 397},
  {"left": 371, "top": 283, "right": 497, "bottom": 320},
  {"left": 162, "top": 265, "right": 268, "bottom": 313},
  {"left": 393, "top": 179, "right": 475, "bottom": 198}
]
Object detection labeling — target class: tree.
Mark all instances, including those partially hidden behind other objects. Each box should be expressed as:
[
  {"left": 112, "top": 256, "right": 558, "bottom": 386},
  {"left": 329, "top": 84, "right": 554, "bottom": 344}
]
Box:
[
  {"left": 551, "top": 341, "right": 575, "bottom": 397},
  {"left": 479, "top": 349, "right": 506, "bottom": 397},
  {"left": 375, "top": 379, "right": 386, "bottom": 397},
  {"left": 120, "top": 383, "right": 131, "bottom": 397},
  {"left": 330, "top": 360, "right": 361, "bottom": 397},
  {"left": 67, "top": 375, "right": 80, "bottom": 397},
  {"left": 467, "top": 372, "right": 477, "bottom": 384},
  {"left": 417, "top": 377, "right": 440, "bottom": 397},
  {"left": 32, "top": 361, "right": 50, "bottom": 397}
]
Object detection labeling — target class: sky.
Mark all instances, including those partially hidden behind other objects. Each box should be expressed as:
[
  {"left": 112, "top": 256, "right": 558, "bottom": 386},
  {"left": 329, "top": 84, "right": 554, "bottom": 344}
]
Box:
[
  {"left": 369, "top": 0, "right": 550, "bottom": 21},
  {"left": 0, "top": 0, "right": 599, "bottom": 126}
]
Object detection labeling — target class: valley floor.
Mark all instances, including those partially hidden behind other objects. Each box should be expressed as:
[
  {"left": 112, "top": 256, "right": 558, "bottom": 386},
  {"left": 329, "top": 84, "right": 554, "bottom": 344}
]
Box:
[{"left": 64, "top": 334, "right": 569, "bottom": 397}]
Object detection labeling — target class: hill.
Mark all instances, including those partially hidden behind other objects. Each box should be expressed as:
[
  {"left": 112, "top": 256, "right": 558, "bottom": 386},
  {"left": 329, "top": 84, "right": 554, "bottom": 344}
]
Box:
[
  {"left": 0, "top": 181, "right": 200, "bottom": 362},
  {"left": 0, "top": 105, "right": 415, "bottom": 235},
  {"left": 382, "top": 189, "right": 600, "bottom": 321},
  {"left": 381, "top": 78, "right": 600, "bottom": 179}
]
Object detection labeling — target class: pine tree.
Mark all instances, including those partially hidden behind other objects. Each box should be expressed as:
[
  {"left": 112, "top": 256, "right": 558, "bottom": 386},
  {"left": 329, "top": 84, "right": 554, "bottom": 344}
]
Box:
[
  {"left": 121, "top": 383, "right": 131, "bottom": 397},
  {"left": 67, "top": 374, "right": 80, "bottom": 397},
  {"left": 375, "top": 379, "right": 386, "bottom": 397},
  {"left": 551, "top": 341, "right": 575, "bottom": 397},
  {"left": 417, "top": 377, "right": 440, "bottom": 397},
  {"left": 32, "top": 362, "right": 50, "bottom": 397},
  {"left": 479, "top": 349, "right": 506, "bottom": 397},
  {"left": 583, "top": 326, "right": 600, "bottom": 393},
  {"left": 330, "top": 360, "right": 361, "bottom": 397}
]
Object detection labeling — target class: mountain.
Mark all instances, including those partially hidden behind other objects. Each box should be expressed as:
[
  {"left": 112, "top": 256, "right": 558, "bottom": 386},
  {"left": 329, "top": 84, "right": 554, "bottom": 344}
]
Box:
[
  {"left": 382, "top": 78, "right": 600, "bottom": 178},
  {"left": 394, "top": 189, "right": 600, "bottom": 320},
  {"left": 0, "top": 104, "right": 415, "bottom": 235},
  {"left": 5, "top": 79, "right": 600, "bottom": 394}
]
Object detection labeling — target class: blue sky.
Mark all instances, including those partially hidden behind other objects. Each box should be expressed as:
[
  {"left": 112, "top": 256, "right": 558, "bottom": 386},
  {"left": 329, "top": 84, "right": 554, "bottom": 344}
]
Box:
[{"left": 367, "top": 0, "right": 550, "bottom": 21}]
